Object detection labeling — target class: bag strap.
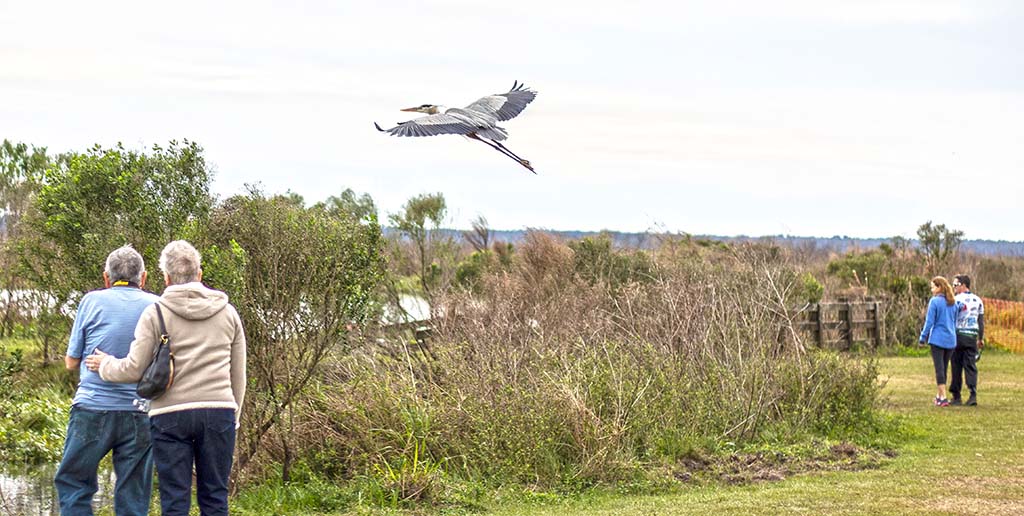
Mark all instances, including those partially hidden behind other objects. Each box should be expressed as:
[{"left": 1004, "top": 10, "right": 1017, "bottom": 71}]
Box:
[{"left": 154, "top": 303, "right": 170, "bottom": 348}]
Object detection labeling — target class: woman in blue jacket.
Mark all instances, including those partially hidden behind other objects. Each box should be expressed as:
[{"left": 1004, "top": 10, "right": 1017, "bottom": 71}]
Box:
[{"left": 920, "top": 276, "right": 959, "bottom": 406}]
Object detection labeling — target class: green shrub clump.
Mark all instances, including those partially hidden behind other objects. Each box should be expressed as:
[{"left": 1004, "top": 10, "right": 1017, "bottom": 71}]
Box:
[{"left": 0, "top": 344, "right": 68, "bottom": 463}]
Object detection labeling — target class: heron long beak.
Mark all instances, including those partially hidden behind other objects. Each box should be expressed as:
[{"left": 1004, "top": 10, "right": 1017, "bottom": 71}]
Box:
[{"left": 400, "top": 107, "right": 422, "bottom": 112}]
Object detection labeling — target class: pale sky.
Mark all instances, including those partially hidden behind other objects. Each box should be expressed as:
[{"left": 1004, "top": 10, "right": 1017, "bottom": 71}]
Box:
[{"left": 1, "top": 0, "right": 1021, "bottom": 240}]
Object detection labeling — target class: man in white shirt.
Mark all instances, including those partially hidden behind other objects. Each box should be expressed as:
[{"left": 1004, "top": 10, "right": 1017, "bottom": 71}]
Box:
[{"left": 951, "top": 274, "right": 984, "bottom": 406}]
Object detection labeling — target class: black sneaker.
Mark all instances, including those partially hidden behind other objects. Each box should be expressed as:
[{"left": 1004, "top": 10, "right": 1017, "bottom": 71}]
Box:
[
  {"left": 950, "top": 398, "right": 962, "bottom": 406},
  {"left": 966, "top": 393, "right": 977, "bottom": 406}
]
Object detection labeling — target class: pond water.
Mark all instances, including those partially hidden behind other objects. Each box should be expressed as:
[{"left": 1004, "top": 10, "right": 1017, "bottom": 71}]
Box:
[
  {"left": 0, "top": 463, "right": 116, "bottom": 515},
  {"left": 0, "top": 290, "right": 64, "bottom": 320}
]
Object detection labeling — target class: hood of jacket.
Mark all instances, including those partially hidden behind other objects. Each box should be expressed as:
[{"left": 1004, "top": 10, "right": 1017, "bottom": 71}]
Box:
[{"left": 159, "top": 282, "right": 230, "bottom": 321}]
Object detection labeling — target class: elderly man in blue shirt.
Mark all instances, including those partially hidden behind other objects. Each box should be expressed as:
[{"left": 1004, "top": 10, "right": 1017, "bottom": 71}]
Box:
[{"left": 54, "top": 245, "right": 160, "bottom": 516}]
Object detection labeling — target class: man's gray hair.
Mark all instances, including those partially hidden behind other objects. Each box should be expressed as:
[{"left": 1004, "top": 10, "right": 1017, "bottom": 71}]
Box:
[
  {"left": 105, "top": 245, "right": 146, "bottom": 285},
  {"left": 159, "top": 240, "right": 202, "bottom": 285}
]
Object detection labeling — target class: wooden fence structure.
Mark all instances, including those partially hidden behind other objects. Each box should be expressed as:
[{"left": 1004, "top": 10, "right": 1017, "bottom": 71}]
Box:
[{"left": 796, "top": 300, "right": 885, "bottom": 350}]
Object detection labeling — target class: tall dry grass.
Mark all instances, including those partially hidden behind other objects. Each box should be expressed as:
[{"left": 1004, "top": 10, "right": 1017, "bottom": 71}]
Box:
[{"left": 264, "top": 234, "right": 882, "bottom": 498}]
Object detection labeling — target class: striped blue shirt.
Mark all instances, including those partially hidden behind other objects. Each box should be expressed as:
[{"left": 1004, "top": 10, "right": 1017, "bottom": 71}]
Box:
[{"left": 66, "top": 286, "right": 160, "bottom": 410}]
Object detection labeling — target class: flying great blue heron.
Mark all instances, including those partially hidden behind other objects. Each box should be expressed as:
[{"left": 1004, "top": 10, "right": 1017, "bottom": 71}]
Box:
[{"left": 375, "top": 81, "right": 538, "bottom": 173}]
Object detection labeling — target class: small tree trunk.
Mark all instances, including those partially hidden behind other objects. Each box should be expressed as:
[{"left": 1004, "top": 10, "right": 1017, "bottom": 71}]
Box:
[
  {"left": 42, "top": 333, "right": 51, "bottom": 366},
  {"left": 281, "top": 439, "right": 292, "bottom": 483},
  {"left": 281, "top": 404, "right": 293, "bottom": 483}
]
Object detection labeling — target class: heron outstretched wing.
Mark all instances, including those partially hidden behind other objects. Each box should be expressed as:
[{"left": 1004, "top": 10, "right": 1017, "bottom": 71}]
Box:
[
  {"left": 463, "top": 81, "right": 537, "bottom": 122},
  {"left": 375, "top": 113, "right": 477, "bottom": 138}
]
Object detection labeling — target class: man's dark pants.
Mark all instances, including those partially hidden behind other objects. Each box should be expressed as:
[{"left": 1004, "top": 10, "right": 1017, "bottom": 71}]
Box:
[
  {"left": 150, "top": 408, "right": 236, "bottom": 516},
  {"left": 950, "top": 333, "right": 978, "bottom": 399},
  {"left": 54, "top": 406, "right": 153, "bottom": 516}
]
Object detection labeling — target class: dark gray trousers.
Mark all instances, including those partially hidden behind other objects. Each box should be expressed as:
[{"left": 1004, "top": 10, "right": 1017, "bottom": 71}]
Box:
[{"left": 950, "top": 333, "right": 978, "bottom": 397}]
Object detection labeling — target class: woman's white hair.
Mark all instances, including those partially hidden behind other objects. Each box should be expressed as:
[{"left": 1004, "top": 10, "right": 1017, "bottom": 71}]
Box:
[
  {"left": 159, "top": 240, "right": 202, "bottom": 285},
  {"left": 105, "top": 245, "right": 145, "bottom": 284}
]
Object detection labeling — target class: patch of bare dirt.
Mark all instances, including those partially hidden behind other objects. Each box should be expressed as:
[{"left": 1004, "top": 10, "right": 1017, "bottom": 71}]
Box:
[{"left": 672, "top": 442, "right": 893, "bottom": 486}]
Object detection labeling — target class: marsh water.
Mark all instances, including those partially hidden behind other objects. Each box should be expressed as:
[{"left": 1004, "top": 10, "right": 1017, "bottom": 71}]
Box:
[{"left": 0, "top": 463, "right": 116, "bottom": 515}]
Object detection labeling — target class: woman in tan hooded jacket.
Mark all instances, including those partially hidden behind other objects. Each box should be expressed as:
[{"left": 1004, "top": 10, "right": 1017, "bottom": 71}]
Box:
[{"left": 88, "top": 240, "right": 246, "bottom": 516}]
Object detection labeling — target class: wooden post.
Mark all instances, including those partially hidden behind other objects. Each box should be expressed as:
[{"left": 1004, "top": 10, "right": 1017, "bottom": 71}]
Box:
[
  {"left": 814, "top": 304, "right": 824, "bottom": 347},
  {"left": 847, "top": 302, "right": 856, "bottom": 350},
  {"left": 873, "top": 301, "right": 884, "bottom": 348},
  {"left": 866, "top": 302, "right": 876, "bottom": 348}
]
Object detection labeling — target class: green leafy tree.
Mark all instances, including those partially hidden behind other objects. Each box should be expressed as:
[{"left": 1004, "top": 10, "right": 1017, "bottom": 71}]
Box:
[
  {"left": 454, "top": 250, "right": 497, "bottom": 291},
  {"left": 916, "top": 221, "right": 963, "bottom": 276},
  {"left": 17, "top": 141, "right": 213, "bottom": 361},
  {"left": 272, "top": 190, "right": 306, "bottom": 208},
  {"left": 880, "top": 235, "right": 918, "bottom": 279},
  {"left": 0, "top": 140, "right": 50, "bottom": 240},
  {"left": 568, "top": 233, "right": 653, "bottom": 289},
  {"left": 202, "top": 190, "right": 386, "bottom": 481},
  {"left": 825, "top": 249, "right": 887, "bottom": 290},
  {"left": 0, "top": 140, "right": 52, "bottom": 337},
  {"left": 314, "top": 188, "right": 378, "bottom": 224},
  {"left": 800, "top": 272, "right": 824, "bottom": 304},
  {"left": 388, "top": 192, "right": 453, "bottom": 296},
  {"left": 29, "top": 141, "right": 213, "bottom": 293}
]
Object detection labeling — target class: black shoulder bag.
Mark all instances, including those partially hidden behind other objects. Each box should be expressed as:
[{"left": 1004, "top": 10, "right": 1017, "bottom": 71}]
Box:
[{"left": 136, "top": 304, "right": 175, "bottom": 399}]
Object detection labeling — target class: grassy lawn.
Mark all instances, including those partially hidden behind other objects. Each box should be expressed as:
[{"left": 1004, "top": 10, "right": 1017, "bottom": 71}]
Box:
[{"left": 477, "top": 351, "right": 1024, "bottom": 516}]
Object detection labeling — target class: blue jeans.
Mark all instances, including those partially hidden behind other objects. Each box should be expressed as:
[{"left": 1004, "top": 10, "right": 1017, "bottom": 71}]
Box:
[
  {"left": 150, "top": 409, "right": 236, "bottom": 516},
  {"left": 54, "top": 406, "right": 153, "bottom": 516}
]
